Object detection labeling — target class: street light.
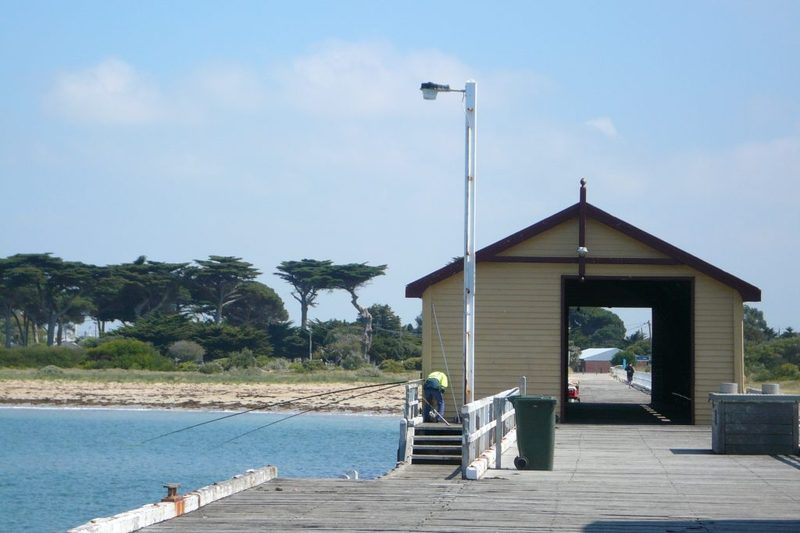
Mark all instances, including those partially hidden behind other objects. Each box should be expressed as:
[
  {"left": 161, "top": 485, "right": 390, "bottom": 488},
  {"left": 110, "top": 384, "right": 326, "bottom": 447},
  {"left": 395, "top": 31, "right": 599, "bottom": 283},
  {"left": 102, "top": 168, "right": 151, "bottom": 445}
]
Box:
[
  {"left": 305, "top": 325, "right": 313, "bottom": 360},
  {"left": 419, "top": 80, "right": 477, "bottom": 406}
]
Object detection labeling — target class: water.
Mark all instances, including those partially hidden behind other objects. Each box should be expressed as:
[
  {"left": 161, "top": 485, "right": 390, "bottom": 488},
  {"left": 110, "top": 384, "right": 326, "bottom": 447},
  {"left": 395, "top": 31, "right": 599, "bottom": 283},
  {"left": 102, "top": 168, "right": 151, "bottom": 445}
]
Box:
[{"left": 0, "top": 407, "right": 399, "bottom": 532}]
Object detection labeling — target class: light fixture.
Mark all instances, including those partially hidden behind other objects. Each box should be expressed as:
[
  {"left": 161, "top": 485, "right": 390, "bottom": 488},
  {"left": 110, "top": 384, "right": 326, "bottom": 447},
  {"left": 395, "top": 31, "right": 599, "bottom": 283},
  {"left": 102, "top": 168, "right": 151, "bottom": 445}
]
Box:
[
  {"left": 419, "top": 82, "right": 458, "bottom": 100},
  {"left": 577, "top": 246, "right": 589, "bottom": 257}
]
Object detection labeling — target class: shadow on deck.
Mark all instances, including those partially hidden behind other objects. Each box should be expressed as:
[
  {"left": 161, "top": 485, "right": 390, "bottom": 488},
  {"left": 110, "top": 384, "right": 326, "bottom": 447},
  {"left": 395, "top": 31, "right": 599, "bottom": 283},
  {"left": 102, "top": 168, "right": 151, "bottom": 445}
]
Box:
[{"left": 564, "top": 401, "right": 691, "bottom": 424}]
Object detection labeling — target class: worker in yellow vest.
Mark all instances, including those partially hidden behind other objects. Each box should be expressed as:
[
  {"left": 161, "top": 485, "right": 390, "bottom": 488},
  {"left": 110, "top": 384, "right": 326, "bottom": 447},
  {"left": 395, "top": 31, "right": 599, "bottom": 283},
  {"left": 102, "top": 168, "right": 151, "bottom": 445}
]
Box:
[{"left": 423, "top": 371, "right": 449, "bottom": 422}]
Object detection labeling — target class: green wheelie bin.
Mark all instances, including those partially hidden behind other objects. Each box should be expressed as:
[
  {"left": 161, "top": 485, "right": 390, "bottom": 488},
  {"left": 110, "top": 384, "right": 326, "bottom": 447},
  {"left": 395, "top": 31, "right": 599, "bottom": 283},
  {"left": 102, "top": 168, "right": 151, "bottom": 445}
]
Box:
[{"left": 508, "top": 395, "right": 556, "bottom": 470}]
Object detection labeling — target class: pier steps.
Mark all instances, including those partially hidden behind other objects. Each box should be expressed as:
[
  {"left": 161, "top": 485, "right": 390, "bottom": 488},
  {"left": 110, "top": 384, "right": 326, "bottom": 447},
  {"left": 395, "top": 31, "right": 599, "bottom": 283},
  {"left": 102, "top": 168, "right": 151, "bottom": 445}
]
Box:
[{"left": 411, "top": 422, "right": 461, "bottom": 465}]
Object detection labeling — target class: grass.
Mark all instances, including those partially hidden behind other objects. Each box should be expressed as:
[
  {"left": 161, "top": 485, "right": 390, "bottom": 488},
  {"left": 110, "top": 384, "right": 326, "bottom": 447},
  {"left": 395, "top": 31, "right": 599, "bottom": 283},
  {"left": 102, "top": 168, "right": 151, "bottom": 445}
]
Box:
[
  {"left": 0, "top": 367, "right": 420, "bottom": 386},
  {"left": 748, "top": 379, "right": 800, "bottom": 394}
]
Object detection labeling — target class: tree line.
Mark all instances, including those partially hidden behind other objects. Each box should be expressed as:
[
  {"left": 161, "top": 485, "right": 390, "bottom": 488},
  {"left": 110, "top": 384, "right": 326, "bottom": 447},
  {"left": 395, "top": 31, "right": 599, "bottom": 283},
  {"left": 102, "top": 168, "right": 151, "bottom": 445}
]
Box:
[
  {"left": 0, "top": 254, "right": 420, "bottom": 371},
  {"left": 743, "top": 305, "right": 800, "bottom": 381}
]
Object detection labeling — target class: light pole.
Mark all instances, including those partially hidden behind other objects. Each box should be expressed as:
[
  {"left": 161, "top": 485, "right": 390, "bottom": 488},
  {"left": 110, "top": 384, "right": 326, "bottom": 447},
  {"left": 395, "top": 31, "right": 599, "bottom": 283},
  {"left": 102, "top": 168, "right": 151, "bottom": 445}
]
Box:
[
  {"left": 305, "top": 326, "right": 313, "bottom": 360},
  {"left": 420, "top": 80, "right": 477, "bottom": 406}
]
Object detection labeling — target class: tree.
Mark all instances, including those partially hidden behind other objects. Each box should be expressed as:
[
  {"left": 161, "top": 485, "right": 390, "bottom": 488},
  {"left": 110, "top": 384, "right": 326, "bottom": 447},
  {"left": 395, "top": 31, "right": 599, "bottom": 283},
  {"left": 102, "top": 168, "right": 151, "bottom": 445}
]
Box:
[
  {"left": 274, "top": 259, "right": 334, "bottom": 330},
  {"left": 84, "top": 264, "right": 141, "bottom": 336},
  {"left": 328, "top": 262, "right": 387, "bottom": 361},
  {"left": 192, "top": 323, "right": 270, "bottom": 360},
  {"left": 113, "top": 257, "right": 189, "bottom": 322},
  {"left": 744, "top": 305, "right": 775, "bottom": 346},
  {"left": 360, "top": 304, "right": 421, "bottom": 362},
  {"left": 569, "top": 307, "right": 626, "bottom": 349},
  {"left": 188, "top": 256, "right": 260, "bottom": 324},
  {"left": 568, "top": 342, "right": 581, "bottom": 371},
  {"left": 3, "top": 254, "right": 93, "bottom": 346},
  {"left": 365, "top": 304, "right": 402, "bottom": 333},
  {"left": 267, "top": 322, "right": 307, "bottom": 359},
  {"left": 113, "top": 313, "right": 197, "bottom": 351},
  {"left": 222, "top": 281, "right": 287, "bottom": 329},
  {"left": 320, "top": 323, "right": 363, "bottom": 364}
]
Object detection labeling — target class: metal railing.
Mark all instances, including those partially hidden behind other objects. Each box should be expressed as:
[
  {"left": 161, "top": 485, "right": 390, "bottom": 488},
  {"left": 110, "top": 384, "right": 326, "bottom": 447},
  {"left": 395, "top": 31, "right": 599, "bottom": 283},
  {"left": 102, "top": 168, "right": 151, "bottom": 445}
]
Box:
[{"left": 611, "top": 366, "right": 652, "bottom": 392}]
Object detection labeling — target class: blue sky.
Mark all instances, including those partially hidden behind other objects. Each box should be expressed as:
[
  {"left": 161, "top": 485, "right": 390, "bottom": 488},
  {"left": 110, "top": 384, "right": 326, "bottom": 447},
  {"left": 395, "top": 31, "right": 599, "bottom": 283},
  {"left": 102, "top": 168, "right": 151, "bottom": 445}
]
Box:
[{"left": 2, "top": 1, "right": 798, "bottom": 332}]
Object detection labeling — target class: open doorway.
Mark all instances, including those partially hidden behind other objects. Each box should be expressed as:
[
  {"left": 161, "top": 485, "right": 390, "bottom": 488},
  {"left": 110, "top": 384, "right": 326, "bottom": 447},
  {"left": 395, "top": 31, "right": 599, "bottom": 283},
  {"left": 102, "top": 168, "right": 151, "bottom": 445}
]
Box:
[
  {"left": 561, "top": 277, "right": 694, "bottom": 424},
  {"left": 566, "top": 306, "right": 655, "bottom": 423}
]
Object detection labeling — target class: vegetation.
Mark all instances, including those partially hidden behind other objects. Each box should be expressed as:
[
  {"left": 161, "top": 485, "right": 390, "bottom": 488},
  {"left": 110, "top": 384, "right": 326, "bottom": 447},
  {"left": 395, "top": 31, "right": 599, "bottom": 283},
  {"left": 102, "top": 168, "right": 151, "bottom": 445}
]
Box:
[
  {"left": 569, "top": 307, "right": 626, "bottom": 348},
  {"left": 0, "top": 253, "right": 420, "bottom": 375},
  {"left": 743, "top": 305, "right": 799, "bottom": 384}
]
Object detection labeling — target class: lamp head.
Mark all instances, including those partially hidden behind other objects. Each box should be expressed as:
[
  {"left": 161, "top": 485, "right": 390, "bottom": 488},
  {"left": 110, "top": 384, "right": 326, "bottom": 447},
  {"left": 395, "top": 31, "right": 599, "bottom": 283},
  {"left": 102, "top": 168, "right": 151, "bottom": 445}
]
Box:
[
  {"left": 420, "top": 82, "right": 450, "bottom": 100},
  {"left": 577, "top": 246, "right": 589, "bottom": 257}
]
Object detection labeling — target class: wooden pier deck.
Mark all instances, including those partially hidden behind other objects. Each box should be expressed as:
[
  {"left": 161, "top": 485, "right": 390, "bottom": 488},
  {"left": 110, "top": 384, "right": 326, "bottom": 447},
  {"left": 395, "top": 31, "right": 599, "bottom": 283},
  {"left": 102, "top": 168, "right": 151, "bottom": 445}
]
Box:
[{"left": 144, "top": 422, "right": 800, "bottom": 532}]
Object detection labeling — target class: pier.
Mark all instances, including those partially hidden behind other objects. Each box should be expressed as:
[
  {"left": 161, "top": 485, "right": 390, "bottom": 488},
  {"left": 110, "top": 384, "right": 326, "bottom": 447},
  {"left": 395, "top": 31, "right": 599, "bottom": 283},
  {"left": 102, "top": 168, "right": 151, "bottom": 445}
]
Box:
[{"left": 82, "top": 374, "right": 800, "bottom": 532}]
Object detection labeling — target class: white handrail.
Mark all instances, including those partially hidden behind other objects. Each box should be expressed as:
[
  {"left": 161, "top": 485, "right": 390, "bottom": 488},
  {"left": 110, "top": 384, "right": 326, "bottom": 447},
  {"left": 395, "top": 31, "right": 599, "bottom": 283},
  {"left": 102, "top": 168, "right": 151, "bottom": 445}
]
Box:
[{"left": 461, "top": 385, "right": 519, "bottom": 478}]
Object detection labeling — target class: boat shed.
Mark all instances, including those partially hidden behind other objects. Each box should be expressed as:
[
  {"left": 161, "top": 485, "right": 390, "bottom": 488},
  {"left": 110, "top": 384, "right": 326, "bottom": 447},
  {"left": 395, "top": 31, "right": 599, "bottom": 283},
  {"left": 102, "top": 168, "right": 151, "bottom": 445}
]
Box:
[
  {"left": 580, "top": 347, "right": 622, "bottom": 373},
  {"left": 406, "top": 182, "right": 761, "bottom": 424}
]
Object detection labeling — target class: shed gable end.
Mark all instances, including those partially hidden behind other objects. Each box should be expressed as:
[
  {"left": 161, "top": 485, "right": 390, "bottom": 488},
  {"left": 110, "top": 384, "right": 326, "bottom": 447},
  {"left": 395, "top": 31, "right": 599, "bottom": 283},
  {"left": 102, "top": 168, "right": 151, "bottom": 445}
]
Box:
[{"left": 496, "top": 217, "right": 671, "bottom": 260}]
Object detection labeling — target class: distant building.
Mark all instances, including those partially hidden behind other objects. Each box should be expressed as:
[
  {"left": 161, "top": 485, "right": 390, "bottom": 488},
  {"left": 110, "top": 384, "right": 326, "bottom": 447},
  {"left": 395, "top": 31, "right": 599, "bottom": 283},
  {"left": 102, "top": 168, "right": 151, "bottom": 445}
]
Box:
[{"left": 579, "top": 348, "right": 621, "bottom": 373}]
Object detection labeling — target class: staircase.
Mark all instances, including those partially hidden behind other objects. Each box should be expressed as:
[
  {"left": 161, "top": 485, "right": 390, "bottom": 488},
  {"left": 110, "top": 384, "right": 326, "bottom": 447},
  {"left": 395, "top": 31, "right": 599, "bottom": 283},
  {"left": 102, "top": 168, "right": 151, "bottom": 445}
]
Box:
[{"left": 411, "top": 422, "right": 462, "bottom": 465}]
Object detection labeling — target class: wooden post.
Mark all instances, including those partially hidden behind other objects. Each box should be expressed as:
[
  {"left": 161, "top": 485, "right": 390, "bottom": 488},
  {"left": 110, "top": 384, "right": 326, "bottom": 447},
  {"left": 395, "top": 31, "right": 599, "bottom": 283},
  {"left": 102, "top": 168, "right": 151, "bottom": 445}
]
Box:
[{"left": 461, "top": 409, "right": 471, "bottom": 477}]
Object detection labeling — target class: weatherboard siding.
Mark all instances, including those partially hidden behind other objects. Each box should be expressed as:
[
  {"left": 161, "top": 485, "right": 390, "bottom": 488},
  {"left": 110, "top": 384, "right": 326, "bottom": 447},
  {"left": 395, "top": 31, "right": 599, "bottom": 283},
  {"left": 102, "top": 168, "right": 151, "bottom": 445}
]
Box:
[
  {"left": 496, "top": 219, "right": 577, "bottom": 256},
  {"left": 584, "top": 219, "right": 670, "bottom": 259},
  {"left": 496, "top": 218, "right": 671, "bottom": 259}
]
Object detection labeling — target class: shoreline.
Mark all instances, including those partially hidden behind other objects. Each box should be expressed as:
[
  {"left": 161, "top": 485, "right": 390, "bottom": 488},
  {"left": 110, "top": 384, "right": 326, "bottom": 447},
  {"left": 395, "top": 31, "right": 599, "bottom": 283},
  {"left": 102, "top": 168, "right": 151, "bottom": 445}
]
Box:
[
  {"left": 0, "top": 403, "right": 401, "bottom": 418},
  {"left": 0, "top": 379, "right": 407, "bottom": 416}
]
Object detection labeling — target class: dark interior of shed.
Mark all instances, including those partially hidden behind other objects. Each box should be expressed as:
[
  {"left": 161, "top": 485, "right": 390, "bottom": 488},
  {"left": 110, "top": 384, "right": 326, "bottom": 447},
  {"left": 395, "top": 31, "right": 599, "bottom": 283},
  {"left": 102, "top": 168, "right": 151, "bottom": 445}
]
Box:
[{"left": 562, "top": 277, "right": 693, "bottom": 424}]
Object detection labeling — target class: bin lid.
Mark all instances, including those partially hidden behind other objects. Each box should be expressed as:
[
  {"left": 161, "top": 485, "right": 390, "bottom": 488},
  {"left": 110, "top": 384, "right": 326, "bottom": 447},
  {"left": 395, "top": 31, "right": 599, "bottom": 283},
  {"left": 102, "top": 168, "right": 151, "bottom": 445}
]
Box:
[{"left": 509, "top": 395, "right": 557, "bottom": 404}]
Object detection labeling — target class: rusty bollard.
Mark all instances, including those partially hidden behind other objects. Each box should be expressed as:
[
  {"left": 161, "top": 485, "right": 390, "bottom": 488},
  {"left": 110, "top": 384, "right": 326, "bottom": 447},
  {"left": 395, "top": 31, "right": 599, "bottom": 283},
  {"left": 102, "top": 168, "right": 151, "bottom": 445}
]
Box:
[{"left": 161, "top": 483, "right": 181, "bottom": 502}]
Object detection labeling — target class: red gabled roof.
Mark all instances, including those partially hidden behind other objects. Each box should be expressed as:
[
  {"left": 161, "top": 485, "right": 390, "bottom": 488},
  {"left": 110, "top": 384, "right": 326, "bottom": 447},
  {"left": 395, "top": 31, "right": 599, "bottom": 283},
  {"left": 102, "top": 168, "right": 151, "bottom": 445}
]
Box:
[{"left": 405, "top": 201, "right": 761, "bottom": 301}]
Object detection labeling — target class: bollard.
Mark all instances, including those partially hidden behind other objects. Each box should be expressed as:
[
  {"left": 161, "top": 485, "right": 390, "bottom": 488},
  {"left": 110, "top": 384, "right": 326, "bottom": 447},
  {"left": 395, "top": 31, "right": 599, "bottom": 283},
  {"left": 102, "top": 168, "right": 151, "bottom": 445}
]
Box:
[
  {"left": 162, "top": 483, "right": 181, "bottom": 502},
  {"left": 762, "top": 383, "right": 780, "bottom": 395},
  {"left": 719, "top": 383, "right": 737, "bottom": 394}
]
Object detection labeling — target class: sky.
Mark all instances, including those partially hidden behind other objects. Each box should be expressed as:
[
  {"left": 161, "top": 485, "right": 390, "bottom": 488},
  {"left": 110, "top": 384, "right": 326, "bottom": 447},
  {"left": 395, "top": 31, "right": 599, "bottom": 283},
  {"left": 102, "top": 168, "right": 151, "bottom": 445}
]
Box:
[{"left": 2, "top": 1, "right": 799, "bottom": 333}]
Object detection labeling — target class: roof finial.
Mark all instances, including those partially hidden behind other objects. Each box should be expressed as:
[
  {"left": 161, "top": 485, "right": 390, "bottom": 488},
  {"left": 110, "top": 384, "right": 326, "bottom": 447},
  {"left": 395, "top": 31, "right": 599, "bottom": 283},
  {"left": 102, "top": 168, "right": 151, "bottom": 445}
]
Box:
[{"left": 580, "top": 177, "right": 586, "bottom": 188}]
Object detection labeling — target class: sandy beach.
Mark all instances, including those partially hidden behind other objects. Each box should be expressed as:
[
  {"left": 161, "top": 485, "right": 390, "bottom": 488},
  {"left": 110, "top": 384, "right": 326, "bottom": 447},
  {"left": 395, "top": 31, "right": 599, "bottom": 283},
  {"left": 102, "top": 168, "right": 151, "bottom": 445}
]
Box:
[{"left": 0, "top": 379, "right": 407, "bottom": 415}]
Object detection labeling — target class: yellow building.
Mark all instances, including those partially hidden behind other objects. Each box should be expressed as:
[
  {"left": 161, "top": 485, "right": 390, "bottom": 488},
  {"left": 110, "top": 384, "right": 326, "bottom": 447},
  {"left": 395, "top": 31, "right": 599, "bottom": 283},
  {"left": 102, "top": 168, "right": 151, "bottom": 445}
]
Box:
[{"left": 406, "top": 183, "right": 760, "bottom": 424}]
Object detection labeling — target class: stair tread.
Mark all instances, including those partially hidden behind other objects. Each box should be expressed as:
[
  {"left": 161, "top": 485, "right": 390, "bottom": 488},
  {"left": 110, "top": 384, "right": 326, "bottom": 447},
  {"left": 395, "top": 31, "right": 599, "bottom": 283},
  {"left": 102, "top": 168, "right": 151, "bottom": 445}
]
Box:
[
  {"left": 411, "top": 456, "right": 461, "bottom": 464},
  {"left": 414, "top": 435, "right": 461, "bottom": 441}
]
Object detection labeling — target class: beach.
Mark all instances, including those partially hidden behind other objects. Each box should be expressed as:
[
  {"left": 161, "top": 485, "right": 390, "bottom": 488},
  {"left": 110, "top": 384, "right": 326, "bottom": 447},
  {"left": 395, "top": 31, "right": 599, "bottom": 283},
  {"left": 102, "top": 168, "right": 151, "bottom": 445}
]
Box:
[{"left": 0, "top": 379, "right": 407, "bottom": 415}]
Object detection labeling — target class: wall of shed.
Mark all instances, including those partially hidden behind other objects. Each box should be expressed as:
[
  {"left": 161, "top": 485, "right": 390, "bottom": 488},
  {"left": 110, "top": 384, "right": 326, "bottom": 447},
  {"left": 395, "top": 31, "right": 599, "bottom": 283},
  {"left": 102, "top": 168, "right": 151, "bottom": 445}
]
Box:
[
  {"left": 584, "top": 360, "right": 611, "bottom": 373},
  {"left": 419, "top": 217, "right": 744, "bottom": 425}
]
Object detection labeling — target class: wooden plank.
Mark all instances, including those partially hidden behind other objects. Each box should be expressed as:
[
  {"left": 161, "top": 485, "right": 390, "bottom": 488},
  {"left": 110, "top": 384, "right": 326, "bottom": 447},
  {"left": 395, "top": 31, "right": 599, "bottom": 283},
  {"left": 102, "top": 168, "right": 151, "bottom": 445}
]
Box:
[{"left": 142, "top": 424, "right": 800, "bottom": 532}]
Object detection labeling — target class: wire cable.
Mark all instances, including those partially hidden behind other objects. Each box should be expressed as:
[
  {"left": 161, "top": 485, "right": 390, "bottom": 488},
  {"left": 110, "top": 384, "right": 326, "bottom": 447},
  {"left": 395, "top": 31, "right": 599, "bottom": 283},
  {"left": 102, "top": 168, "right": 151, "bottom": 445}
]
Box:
[
  {"left": 431, "top": 302, "right": 460, "bottom": 421},
  {"left": 140, "top": 379, "right": 409, "bottom": 444},
  {"left": 220, "top": 381, "right": 405, "bottom": 445}
]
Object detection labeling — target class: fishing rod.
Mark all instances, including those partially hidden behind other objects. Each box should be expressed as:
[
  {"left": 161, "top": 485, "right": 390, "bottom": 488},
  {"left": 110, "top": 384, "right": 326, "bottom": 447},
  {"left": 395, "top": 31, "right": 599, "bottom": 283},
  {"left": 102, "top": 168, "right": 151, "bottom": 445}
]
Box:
[
  {"left": 220, "top": 381, "right": 405, "bottom": 446},
  {"left": 140, "top": 379, "right": 410, "bottom": 444},
  {"left": 419, "top": 396, "right": 450, "bottom": 426}
]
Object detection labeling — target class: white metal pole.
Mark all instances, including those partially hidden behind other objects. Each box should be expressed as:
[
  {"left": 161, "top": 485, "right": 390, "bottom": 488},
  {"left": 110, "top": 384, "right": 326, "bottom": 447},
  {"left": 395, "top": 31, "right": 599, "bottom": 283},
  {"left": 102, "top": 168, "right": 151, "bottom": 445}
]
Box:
[{"left": 463, "top": 80, "right": 477, "bottom": 406}]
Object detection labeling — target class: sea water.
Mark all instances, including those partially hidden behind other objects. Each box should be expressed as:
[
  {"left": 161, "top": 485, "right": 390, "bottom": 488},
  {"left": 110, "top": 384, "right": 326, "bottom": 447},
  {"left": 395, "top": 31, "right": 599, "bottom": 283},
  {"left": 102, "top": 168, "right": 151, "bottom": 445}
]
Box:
[{"left": 0, "top": 407, "right": 399, "bottom": 532}]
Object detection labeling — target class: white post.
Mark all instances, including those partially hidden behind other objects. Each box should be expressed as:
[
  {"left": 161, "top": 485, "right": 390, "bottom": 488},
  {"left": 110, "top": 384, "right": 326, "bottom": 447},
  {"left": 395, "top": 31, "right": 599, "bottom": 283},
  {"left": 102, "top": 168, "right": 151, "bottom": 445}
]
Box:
[
  {"left": 494, "top": 396, "right": 504, "bottom": 469},
  {"left": 463, "top": 80, "right": 477, "bottom": 406}
]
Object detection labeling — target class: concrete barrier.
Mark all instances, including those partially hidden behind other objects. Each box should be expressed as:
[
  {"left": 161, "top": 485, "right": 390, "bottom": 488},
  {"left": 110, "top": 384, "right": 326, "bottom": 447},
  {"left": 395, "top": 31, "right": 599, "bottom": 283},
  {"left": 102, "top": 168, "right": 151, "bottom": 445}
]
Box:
[
  {"left": 709, "top": 392, "right": 800, "bottom": 454},
  {"left": 68, "top": 465, "right": 278, "bottom": 533}
]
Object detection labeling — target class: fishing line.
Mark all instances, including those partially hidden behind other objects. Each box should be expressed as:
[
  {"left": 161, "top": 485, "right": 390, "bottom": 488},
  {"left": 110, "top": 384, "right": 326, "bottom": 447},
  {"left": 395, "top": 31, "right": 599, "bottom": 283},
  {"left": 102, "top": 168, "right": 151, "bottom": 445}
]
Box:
[
  {"left": 140, "top": 379, "right": 409, "bottom": 444},
  {"left": 220, "top": 381, "right": 405, "bottom": 446},
  {"left": 431, "top": 302, "right": 460, "bottom": 422}
]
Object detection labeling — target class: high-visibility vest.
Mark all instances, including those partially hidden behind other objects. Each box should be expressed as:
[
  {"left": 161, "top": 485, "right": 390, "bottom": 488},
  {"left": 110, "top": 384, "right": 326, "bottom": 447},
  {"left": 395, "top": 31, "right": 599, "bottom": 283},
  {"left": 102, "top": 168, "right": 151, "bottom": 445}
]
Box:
[{"left": 426, "top": 371, "right": 448, "bottom": 390}]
